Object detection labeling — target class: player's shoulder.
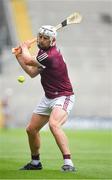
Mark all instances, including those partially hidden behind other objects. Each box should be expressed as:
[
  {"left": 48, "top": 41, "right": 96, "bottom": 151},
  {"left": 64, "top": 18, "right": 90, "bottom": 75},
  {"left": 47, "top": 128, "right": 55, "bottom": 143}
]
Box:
[
  {"left": 38, "top": 49, "right": 48, "bottom": 57},
  {"left": 37, "top": 46, "right": 62, "bottom": 60},
  {"left": 49, "top": 46, "right": 61, "bottom": 56},
  {"left": 37, "top": 49, "right": 48, "bottom": 62}
]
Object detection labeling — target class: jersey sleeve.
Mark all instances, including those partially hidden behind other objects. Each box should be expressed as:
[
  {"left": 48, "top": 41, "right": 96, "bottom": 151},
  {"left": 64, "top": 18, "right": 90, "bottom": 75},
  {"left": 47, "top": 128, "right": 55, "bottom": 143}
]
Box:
[{"left": 36, "top": 52, "right": 48, "bottom": 66}]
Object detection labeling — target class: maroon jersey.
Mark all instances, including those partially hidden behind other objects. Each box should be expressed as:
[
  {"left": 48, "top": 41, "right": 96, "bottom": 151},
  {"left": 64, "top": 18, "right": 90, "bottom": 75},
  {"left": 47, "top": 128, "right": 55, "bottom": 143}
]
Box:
[{"left": 36, "top": 46, "right": 74, "bottom": 99}]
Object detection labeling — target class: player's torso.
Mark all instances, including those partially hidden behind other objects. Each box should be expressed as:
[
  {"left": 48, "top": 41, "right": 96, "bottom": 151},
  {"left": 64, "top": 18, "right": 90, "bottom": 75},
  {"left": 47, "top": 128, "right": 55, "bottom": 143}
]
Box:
[{"left": 36, "top": 46, "right": 74, "bottom": 98}]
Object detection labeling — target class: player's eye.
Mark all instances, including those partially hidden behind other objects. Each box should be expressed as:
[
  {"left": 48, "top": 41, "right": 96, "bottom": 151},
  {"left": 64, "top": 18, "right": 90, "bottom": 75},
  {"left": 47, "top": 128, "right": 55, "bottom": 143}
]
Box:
[
  {"left": 44, "top": 36, "right": 49, "bottom": 40},
  {"left": 39, "top": 35, "right": 43, "bottom": 39}
]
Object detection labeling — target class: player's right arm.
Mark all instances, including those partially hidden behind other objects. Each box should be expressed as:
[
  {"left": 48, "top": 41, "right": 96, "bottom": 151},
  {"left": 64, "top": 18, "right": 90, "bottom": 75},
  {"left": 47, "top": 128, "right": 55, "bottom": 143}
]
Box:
[{"left": 15, "top": 42, "right": 43, "bottom": 78}]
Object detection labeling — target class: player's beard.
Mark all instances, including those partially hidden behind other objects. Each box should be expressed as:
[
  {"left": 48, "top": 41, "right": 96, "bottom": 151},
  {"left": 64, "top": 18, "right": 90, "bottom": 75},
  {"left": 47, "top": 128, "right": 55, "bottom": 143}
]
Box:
[{"left": 37, "top": 43, "right": 50, "bottom": 51}]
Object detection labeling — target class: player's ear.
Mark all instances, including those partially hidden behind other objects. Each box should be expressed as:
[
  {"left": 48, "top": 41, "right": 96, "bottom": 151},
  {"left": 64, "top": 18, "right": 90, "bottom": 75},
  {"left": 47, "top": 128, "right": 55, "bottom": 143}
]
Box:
[{"left": 51, "top": 38, "right": 56, "bottom": 46}]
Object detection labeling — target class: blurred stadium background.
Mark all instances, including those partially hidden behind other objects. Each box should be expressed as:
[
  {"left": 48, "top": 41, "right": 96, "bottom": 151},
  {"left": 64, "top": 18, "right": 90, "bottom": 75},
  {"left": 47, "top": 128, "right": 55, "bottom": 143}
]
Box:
[{"left": 0, "top": 0, "right": 112, "bottom": 129}]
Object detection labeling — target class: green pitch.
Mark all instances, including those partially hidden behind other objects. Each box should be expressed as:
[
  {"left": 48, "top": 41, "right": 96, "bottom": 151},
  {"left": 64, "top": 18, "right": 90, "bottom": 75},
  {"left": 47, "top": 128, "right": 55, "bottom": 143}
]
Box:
[{"left": 0, "top": 128, "right": 111, "bottom": 179}]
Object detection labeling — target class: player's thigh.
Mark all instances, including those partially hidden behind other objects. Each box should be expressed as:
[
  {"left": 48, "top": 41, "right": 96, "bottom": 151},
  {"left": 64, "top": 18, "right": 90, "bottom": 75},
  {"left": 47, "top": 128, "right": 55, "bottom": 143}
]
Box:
[
  {"left": 27, "top": 113, "right": 49, "bottom": 131},
  {"left": 49, "top": 107, "right": 68, "bottom": 127}
]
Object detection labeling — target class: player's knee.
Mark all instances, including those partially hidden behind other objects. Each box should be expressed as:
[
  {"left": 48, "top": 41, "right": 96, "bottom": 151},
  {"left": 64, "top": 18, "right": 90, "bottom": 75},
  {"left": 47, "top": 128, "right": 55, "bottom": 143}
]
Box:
[
  {"left": 26, "top": 125, "right": 34, "bottom": 135},
  {"left": 49, "top": 121, "right": 59, "bottom": 132}
]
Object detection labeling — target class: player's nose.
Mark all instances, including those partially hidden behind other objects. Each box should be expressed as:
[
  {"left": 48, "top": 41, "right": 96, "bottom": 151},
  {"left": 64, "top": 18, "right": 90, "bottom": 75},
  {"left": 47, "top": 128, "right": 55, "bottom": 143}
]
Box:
[{"left": 40, "top": 36, "right": 45, "bottom": 42}]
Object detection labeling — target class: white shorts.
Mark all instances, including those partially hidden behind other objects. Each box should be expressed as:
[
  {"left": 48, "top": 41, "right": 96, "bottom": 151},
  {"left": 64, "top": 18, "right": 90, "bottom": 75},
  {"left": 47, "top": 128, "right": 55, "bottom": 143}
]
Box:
[{"left": 33, "top": 95, "right": 75, "bottom": 116}]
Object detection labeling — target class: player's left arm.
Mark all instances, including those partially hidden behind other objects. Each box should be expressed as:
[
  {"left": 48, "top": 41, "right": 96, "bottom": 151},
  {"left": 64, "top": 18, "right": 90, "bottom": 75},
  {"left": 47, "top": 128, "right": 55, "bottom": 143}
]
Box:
[
  {"left": 18, "top": 41, "right": 41, "bottom": 67},
  {"left": 15, "top": 41, "right": 43, "bottom": 77}
]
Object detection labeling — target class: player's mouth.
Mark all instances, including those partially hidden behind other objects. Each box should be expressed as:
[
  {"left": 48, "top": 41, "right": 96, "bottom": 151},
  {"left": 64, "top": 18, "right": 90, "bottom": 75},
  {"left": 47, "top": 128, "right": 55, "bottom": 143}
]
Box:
[
  {"left": 38, "top": 43, "right": 50, "bottom": 51},
  {"left": 38, "top": 43, "right": 45, "bottom": 48},
  {"left": 39, "top": 43, "right": 44, "bottom": 47}
]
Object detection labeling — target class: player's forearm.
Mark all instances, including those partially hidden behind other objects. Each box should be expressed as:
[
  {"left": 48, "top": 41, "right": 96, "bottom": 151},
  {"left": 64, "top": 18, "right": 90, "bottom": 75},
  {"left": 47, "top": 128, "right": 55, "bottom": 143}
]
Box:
[
  {"left": 16, "top": 54, "right": 32, "bottom": 74},
  {"left": 19, "top": 46, "right": 38, "bottom": 66},
  {"left": 16, "top": 54, "right": 40, "bottom": 77},
  {"left": 14, "top": 42, "right": 42, "bottom": 77},
  {"left": 14, "top": 41, "right": 40, "bottom": 67}
]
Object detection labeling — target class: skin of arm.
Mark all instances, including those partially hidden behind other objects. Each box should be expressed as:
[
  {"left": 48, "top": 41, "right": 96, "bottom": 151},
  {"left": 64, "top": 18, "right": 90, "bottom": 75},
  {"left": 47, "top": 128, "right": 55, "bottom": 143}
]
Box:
[{"left": 15, "top": 42, "right": 43, "bottom": 78}]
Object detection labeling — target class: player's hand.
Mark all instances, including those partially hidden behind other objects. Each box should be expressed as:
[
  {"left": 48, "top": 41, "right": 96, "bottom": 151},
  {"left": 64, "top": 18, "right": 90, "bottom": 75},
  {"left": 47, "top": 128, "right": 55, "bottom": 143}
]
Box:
[{"left": 12, "top": 46, "right": 22, "bottom": 56}]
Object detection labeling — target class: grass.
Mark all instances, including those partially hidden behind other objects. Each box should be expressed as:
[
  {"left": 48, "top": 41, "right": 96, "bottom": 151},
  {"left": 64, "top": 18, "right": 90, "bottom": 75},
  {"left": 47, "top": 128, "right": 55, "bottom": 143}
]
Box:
[{"left": 0, "top": 128, "right": 112, "bottom": 179}]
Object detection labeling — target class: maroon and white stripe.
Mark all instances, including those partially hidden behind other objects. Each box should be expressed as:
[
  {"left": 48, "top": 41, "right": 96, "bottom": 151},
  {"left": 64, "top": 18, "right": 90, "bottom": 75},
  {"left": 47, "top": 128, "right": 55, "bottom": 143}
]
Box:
[
  {"left": 38, "top": 52, "right": 48, "bottom": 62},
  {"left": 63, "top": 96, "right": 70, "bottom": 111}
]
